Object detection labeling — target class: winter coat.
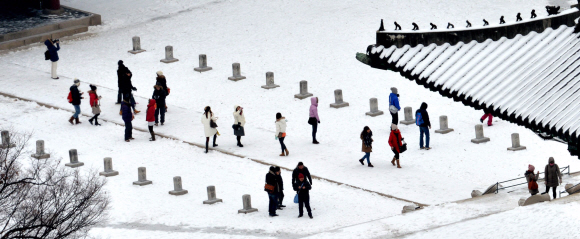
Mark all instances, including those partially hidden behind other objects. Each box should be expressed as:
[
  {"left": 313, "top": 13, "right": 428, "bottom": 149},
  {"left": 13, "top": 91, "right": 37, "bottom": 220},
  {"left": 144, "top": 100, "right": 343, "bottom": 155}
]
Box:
[
  {"left": 361, "top": 132, "right": 373, "bottom": 153},
  {"left": 292, "top": 167, "right": 313, "bottom": 185},
  {"left": 121, "top": 102, "right": 133, "bottom": 122},
  {"left": 152, "top": 87, "right": 167, "bottom": 107},
  {"left": 544, "top": 164, "right": 562, "bottom": 187},
  {"left": 44, "top": 40, "right": 59, "bottom": 62},
  {"left": 201, "top": 112, "right": 218, "bottom": 137},
  {"left": 70, "top": 85, "right": 81, "bottom": 105},
  {"left": 233, "top": 105, "right": 246, "bottom": 127},
  {"left": 146, "top": 99, "right": 156, "bottom": 122},
  {"left": 389, "top": 93, "right": 401, "bottom": 111},
  {"left": 525, "top": 170, "right": 540, "bottom": 194},
  {"left": 415, "top": 103, "right": 431, "bottom": 128},
  {"left": 275, "top": 118, "right": 287, "bottom": 137},
  {"left": 156, "top": 76, "right": 168, "bottom": 92},
  {"left": 309, "top": 97, "right": 320, "bottom": 121},
  {"left": 276, "top": 173, "right": 284, "bottom": 191},
  {"left": 388, "top": 129, "right": 403, "bottom": 153},
  {"left": 265, "top": 171, "right": 278, "bottom": 194},
  {"left": 293, "top": 180, "right": 312, "bottom": 199},
  {"left": 88, "top": 90, "right": 98, "bottom": 107},
  {"left": 118, "top": 66, "right": 134, "bottom": 94}
]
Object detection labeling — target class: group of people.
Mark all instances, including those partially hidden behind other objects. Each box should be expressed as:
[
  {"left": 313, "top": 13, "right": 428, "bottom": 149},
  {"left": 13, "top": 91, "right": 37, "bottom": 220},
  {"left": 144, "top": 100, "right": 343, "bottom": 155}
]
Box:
[
  {"left": 525, "top": 157, "right": 564, "bottom": 199},
  {"left": 265, "top": 162, "right": 313, "bottom": 218}
]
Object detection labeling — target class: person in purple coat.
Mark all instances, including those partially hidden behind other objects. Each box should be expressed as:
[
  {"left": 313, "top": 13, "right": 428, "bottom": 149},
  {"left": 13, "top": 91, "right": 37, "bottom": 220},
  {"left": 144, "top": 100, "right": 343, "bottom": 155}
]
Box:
[
  {"left": 121, "top": 99, "right": 134, "bottom": 142},
  {"left": 309, "top": 97, "right": 320, "bottom": 144}
]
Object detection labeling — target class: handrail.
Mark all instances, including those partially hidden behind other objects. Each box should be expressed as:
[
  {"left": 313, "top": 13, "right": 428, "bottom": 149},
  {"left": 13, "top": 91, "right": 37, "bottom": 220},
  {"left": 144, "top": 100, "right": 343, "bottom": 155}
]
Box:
[
  {"left": 559, "top": 181, "right": 580, "bottom": 198},
  {"left": 495, "top": 165, "right": 569, "bottom": 194}
]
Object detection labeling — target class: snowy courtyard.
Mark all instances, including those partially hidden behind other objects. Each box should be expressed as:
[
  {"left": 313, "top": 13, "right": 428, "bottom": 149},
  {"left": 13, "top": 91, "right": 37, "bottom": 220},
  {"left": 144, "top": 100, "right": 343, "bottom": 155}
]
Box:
[{"left": 2, "top": 0, "right": 580, "bottom": 238}]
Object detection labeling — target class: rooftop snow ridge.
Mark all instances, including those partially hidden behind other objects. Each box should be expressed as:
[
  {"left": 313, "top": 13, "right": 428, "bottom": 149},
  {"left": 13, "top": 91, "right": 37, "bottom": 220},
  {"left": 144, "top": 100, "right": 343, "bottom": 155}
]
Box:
[{"left": 375, "top": 8, "right": 580, "bottom": 48}]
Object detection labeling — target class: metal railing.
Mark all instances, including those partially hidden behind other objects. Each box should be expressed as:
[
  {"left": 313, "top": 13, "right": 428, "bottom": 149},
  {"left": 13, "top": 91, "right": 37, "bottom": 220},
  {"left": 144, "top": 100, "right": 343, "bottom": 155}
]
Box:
[{"left": 494, "top": 165, "right": 570, "bottom": 194}]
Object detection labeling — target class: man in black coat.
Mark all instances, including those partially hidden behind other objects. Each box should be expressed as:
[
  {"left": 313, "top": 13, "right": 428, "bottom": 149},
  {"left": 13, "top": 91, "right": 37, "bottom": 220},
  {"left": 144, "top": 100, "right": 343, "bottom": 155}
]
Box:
[
  {"left": 68, "top": 79, "right": 84, "bottom": 125},
  {"left": 265, "top": 166, "right": 278, "bottom": 217},
  {"left": 416, "top": 102, "right": 431, "bottom": 150},
  {"left": 293, "top": 173, "right": 313, "bottom": 218},
  {"left": 152, "top": 85, "right": 167, "bottom": 126},
  {"left": 274, "top": 167, "right": 286, "bottom": 209},
  {"left": 292, "top": 162, "right": 312, "bottom": 186},
  {"left": 117, "top": 61, "right": 138, "bottom": 113}
]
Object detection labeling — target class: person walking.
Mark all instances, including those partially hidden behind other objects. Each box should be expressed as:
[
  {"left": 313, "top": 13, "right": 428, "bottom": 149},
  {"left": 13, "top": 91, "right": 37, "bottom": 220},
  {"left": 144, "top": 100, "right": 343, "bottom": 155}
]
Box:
[
  {"left": 119, "top": 63, "right": 139, "bottom": 113},
  {"left": 388, "top": 124, "right": 404, "bottom": 168},
  {"left": 68, "top": 79, "right": 84, "bottom": 125},
  {"left": 275, "top": 113, "right": 289, "bottom": 156},
  {"left": 292, "top": 162, "right": 313, "bottom": 186},
  {"left": 265, "top": 166, "right": 279, "bottom": 217},
  {"left": 525, "top": 164, "right": 540, "bottom": 196},
  {"left": 480, "top": 108, "right": 493, "bottom": 126},
  {"left": 116, "top": 60, "right": 130, "bottom": 104},
  {"left": 358, "top": 126, "right": 374, "bottom": 167},
  {"left": 309, "top": 97, "right": 320, "bottom": 144},
  {"left": 146, "top": 99, "right": 156, "bottom": 141},
  {"left": 293, "top": 173, "right": 313, "bottom": 219},
  {"left": 87, "top": 84, "right": 102, "bottom": 126},
  {"left": 274, "top": 166, "right": 286, "bottom": 209},
  {"left": 44, "top": 39, "right": 60, "bottom": 79},
  {"left": 152, "top": 85, "right": 167, "bottom": 126},
  {"left": 389, "top": 87, "right": 401, "bottom": 125},
  {"left": 156, "top": 71, "right": 169, "bottom": 111},
  {"left": 233, "top": 105, "right": 246, "bottom": 147},
  {"left": 416, "top": 102, "right": 432, "bottom": 150},
  {"left": 121, "top": 99, "right": 134, "bottom": 142},
  {"left": 544, "top": 157, "right": 562, "bottom": 199},
  {"left": 201, "top": 106, "right": 218, "bottom": 153}
]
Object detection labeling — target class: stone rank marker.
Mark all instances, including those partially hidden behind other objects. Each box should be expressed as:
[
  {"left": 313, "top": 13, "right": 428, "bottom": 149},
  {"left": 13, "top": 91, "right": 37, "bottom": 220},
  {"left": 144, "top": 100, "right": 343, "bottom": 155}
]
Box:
[
  {"left": 507, "top": 133, "right": 526, "bottom": 151},
  {"left": 399, "top": 107, "right": 415, "bottom": 125},
  {"left": 65, "top": 149, "right": 84, "bottom": 168},
  {"left": 203, "top": 185, "right": 223, "bottom": 204},
  {"left": 261, "top": 72, "right": 280, "bottom": 89},
  {"left": 0, "top": 131, "right": 15, "bottom": 149},
  {"left": 238, "top": 194, "right": 258, "bottom": 214},
  {"left": 471, "top": 124, "right": 490, "bottom": 144},
  {"left": 128, "top": 36, "right": 146, "bottom": 54},
  {"left": 168, "top": 176, "right": 188, "bottom": 195},
  {"left": 99, "top": 157, "right": 119, "bottom": 177},
  {"left": 160, "top": 45, "right": 179, "bottom": 63},
  {"left": 31, "top": 140, "right": 50, "bottom": 159},
  {"left": 435, "top": 115, "right": 454, "bottom": 134},
  {"left": 365, "top": 98, "right": 384, "bottom": 117},
  {"left": 294, "top": 81, "right": 313, "bottom": 99},
  {"left": 133, "top": 167, "right": 153, "bottom": 186},
  {"left": 228, "top": 63, "right": 246, "bottom": 81},
  {"left": 194, "top": 54, "right": 212, "bottom": 72},
  {"left": 330, "top": 89, "right": 349, "bottom": 108}
]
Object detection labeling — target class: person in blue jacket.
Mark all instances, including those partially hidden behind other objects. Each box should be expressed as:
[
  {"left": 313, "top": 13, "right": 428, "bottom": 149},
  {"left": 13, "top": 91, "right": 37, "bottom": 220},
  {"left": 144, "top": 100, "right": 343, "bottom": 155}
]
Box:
[
  {"left": 44, "top": 39, "right": 60, "bottom": 79},
  {"left": 416, "top": 102, "right": 432, "bottom": 150},
  {"left": 389, "top": 87, "right": 401, "bottom": 125}
]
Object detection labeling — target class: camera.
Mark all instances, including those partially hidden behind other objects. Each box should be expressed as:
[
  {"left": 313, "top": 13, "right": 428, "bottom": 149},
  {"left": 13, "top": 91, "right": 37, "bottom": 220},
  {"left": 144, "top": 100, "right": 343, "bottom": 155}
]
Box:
[{"left": 52, "top": 39, "right": 60, "bottom": 43}]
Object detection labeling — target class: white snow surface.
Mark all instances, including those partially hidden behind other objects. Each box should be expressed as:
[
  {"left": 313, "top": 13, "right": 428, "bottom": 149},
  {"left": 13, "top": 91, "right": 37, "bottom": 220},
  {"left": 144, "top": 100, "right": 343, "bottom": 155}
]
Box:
[{"left": 2, "top": 0, "right": 580, "bottom": 238}]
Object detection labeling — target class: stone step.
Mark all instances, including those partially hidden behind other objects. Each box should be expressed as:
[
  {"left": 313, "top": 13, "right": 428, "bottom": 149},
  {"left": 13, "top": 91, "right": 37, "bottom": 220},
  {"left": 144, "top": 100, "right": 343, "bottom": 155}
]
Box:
[{"left": 0, "top": 25, "right": 88, "bottom": 50}]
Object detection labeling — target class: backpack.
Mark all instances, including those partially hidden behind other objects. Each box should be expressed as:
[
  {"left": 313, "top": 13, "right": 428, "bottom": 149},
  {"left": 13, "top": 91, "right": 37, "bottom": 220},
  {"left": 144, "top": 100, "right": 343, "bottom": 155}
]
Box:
[
  {"left": 528, "top": 179, "right": 538, "bottom": 190},
  {"left": 67, "top": 91, "right": 73, "bottom": 103},
  {"left": 416, "top": 112, "right": 424, "bottom": 126},
  {"left": 44, "top": 50, "right": 50, "bottom": 60}
]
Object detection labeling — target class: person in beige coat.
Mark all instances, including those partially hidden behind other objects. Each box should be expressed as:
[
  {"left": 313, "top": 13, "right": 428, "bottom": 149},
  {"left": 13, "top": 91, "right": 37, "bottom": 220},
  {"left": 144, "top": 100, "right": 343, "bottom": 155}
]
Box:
[
  {"left": 201, "top": 106, "right": 218, "bottom": 153},
  {"left": 233, "top": 105, "right": 246, "bottom": 147},
  {"left": 275, "top": 112, "right": 289, "bottom": 156}
]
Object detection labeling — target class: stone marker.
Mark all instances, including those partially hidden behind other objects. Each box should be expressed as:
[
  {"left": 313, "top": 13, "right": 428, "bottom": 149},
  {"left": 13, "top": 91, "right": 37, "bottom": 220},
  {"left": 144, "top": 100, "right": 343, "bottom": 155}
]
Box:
[
  {"left": 482, "top": 183, "right": 501, "bottom": 195},
  {"left": 330, "top": 89, "right": 349, "bottom": 108},
  {"left": 65, "top": 149, "right": 84, "bottom": 168},
  {"left": 194, "top": 54, "right": 212, "bottom": 72},
  {"left": 401, "top": 204, "right": 420, "bottom": 213},
  {"left": 294, "top": 81, "right": 313, "bottom": 99},
  {"left": 565, "top": 183, "right": 580, "bottom": 195},
  {"left": 31, "top": 140, "right": 50, "bottom": 159},
  {"left": 133, "top": 167, "right": 153, "bottom": 186},
  {"left": 128, "top": 36, "right": 146, "bottom": 54},
  {"left": 261, "top": 72, "right": 280, "bottom": 89},
  {"left": 203, "top": 185, "right": 223, "bottom": 204},
  {"left": 435, "top": 115, "right": 454, "bottom": 134},
  {"left": 400, "top": 107, "right": 415, "bottom": 125},
  {"left": 238, "top": 194, "right": 258, "bottom": 214},
  {"left": 471, "top": 190, "right": 482, "bottom": 198},
  {"left": 0, "top": 131, "right": 15, "bottom": 149},
  {"left": 507, "top": 133, "right": 526, "bottom": 151},
  {"left": 365, "top": 98, "right": 384, "bottom": 117},
  {"left": 227, "top": 63, "right": 246, "bottom": 81},
  {"left": 99, "top": 157, "right": 119, "bottom": 177},
  {"left": 160, "top": 45, "right": 179, "bottom": 63},
  {"left": 471, "top": 124, "right": 490, "bottom": 144},
  {"left": 520, "top": 194, "right": 550, "bottom": 206},
  {"left": 168, "top": 176, "right": 188, "bottom": 195}
]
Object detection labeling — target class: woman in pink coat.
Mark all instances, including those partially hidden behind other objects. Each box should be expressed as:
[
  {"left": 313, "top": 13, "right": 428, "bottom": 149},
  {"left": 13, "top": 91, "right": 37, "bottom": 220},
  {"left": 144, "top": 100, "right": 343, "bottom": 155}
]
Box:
[{"left": 309, "top": 97, "right": 320, "bottom": 144}]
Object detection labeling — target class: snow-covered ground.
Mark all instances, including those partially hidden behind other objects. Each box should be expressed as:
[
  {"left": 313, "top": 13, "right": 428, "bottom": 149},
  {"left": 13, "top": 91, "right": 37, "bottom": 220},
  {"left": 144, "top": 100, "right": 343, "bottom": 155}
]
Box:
[{"left": 2, "top": 0, "right": 580, "bottom": 238}]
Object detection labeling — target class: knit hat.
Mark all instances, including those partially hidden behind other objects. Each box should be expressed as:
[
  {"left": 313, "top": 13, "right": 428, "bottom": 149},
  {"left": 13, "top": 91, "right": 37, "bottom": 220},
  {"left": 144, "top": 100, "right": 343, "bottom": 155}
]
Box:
[
  {"left": 391, "top": 123, "right": 398, "bottom": 131},
  {"left": 298, "top": 173, "right": 304, "bottom": 179},
  {"left": 89, "top": 84, "right": 97, "bottom": 91},
  {"left": 528, "top": 164, "right": 535, "bottom": 172},
  {"left": 156, "top": 71, "right": 163, "bottom": 76},
  {"left": 269, "top": 166, "right": 276, "bottom": 172},
  {"left": 391, "top": 87, "right": 398, "bottom": 94},
  {"left": 298, "top": 162, "right": 304, "bottom": 166},
  {"left": 118, "top": 60, "right": 123, "bottom": 66},
  {"left": 74, "top": 78, "right": 80, "bottom": 84},
  {"left": 274, "top": 166, "right": 280, "bottom": 172}
]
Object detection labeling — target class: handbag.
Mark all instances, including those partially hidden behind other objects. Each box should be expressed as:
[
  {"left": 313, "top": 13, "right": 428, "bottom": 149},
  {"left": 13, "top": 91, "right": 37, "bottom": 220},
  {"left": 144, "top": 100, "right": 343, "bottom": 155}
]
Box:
[
  {"left": 389, "top": 105, "right": 398, "bottom": 114},
  {"left": 91, "top": 99, "right": 101, "bottom": 114},
  {"left": 294, "top": 182, "right": 305, "bottom": 203},
  {"left": 210, "top": 119, "right": 218, "bottom": 128},
  {"left": 232, "top": 124, "right": 240, "bottom": 130},
  {"left": 395, "top": 133, "right": 407, "bottom": 153},
  {"left": 278, "top": 132, "right": 286, "bottom": 138},
  {"left": 264, "top": 184, "right": 274, "bottom": 191},
  {"left": 308, "top": 117, "right": 317, "bottom": 125}
]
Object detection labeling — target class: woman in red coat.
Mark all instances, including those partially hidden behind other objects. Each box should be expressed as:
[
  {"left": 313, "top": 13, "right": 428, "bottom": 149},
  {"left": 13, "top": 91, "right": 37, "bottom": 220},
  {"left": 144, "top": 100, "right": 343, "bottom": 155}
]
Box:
[
  {"left": 146, "top": 99, "right": 156, "bottom": 141},
  {"left": 388, "top": 124, "right": 404, "bottom": 168},
  {"left": 88, "top": 85, "right": 101, "bottom": 126}
]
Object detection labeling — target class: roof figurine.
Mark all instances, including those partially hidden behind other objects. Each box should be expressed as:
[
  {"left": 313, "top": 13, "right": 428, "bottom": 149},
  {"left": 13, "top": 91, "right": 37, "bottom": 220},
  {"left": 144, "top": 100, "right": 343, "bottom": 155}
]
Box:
[
  {"left": 546, "top": 6, "right": 560, "bottom": 15},
  {"left": 516, "top": 13, "right": 522, "bottom": 21},
  {"left": 466, "top": 20, "right": 472, "bottom": 27},
  {"left": 447, "top": 22, "right": 454, "bottom": 29},
  {"left": 412, "top": 22, "right": 419, "bottom": 30},
  {"left": 430, "top": 23, "right": 437, "bottom": 30},
  {"left": 531, "top": 9, "right": 537, "bottom": 18},
  {"left": 483, "top": 19, "right": 489, "bottom": 26},
  {"left": 378, "top": 19, "right": 385, "bottom": 31},
  {"left": 499, "top": 16, "right": 505, "bottom": 24},
  {"left": 394, "top": 21, "right": 401, "bottom": 30}
]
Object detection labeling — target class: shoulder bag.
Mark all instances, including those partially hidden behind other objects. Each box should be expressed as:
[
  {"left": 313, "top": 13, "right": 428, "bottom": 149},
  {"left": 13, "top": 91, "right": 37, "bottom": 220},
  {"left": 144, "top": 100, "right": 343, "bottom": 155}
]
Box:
[
  {"left": 395, "top": 133, "right": 407, "bottom": 153},
  {"left": 294, "top": 182, "right": 305, "bottom": 203}
]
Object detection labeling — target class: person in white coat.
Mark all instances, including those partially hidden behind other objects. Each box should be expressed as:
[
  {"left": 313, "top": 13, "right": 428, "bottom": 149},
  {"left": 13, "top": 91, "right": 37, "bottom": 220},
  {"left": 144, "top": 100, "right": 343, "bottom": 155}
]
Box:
[
  {"left": 275, "top": 112, "right": 289, "bottom": 156},
  {"left": 201, "top": 106, "right": 218, "bottom": 153},
  {"left": 233, "top": 105, "right": 246, "bottom": 147}
]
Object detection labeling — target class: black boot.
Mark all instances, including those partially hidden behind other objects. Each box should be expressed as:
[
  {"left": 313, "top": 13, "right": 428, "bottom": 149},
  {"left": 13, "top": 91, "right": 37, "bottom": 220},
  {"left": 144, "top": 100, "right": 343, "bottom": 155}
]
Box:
[
  {"left": 212, "top": 134, "right": 218, "bottom": 147},
  {"left": 359, "top": 159, "right": 364, "bottom": 165},
  {"left": 89, "top": 118, "right": 94, "bottom": 125}
]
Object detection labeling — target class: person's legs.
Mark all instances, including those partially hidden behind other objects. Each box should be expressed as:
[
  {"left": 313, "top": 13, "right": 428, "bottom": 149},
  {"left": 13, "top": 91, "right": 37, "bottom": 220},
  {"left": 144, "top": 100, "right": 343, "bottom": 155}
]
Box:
[
  {"left": 148, "top": 126, "right": 155, "bottom": 140},
  {"left": 425, "top": 127, "right": 430, "bottom": 148},
  {"left": 127, "top": 121, "right": 132, "bottom": 139},
  {"left": 268, "top": 193, "right": 277, "bottom": 215},
  {"left": 419, "top": 127, "right": 425, "bottom": 148},
  {"left": 487, "top": 114, "right": 493, "bottom": 126},
  {"left": 298, "top": 198, "right": 304, "bottom": 216},
  {"left": 73, "top": 105, "right": 81, "bottom": 118},
  {"left": 364, "top": 152, "right": 371, "bottom": 164},
  {"left": 304, "top": 195, "right": 312, "bottom": 216},
  {"left": 117, "top": 89, "right": 122, "bottom": 103},
  {"left": 124, "top": 122, "right": 130, "bottom": 140},
  {"left": 391, "top": 112, "right": 399, "bottom": 125},
  {"left": 279, "top": 191, "right": 284, "bottom": 206},
  {"left": 312, "top": 123, "right": 318, "bottom": 141},
  {"left": 545, "top": 185, "right": 550, "bottom": 195},
  {"left": 279, "top": 137, "right": 286, "bottom": 153},
  {"left": 205, "top": 137, "right": 209, "bottom": 153},
  {"left": 130, "top": 94, "right": 136, "bottom": 111},
  {"left": 154, "top": 108, "right": 160, "bottom": 124},
  {"left": 212, "top": 134, "right": 217, "bottom": 147},
  {"left": 51, "top": 61, "right": 58, "bottom": 79},
  {"left": 237, "top": 136, "right": 241, "bottom": 144},
  {"left": 94, "top": 113, "right": 100, "bottom": 125},
  {"left": 160, "top": 107, "right": 166, "bottom": 124},
  {"left": 552, "top": 186, "right": 557, "bottom": 199}
]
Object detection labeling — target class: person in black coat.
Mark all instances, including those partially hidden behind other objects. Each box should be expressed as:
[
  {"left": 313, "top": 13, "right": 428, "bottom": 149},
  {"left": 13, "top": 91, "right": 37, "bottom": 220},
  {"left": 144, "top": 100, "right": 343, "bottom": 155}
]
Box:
[
  {"left": 116, "top": 60, "right": 129, "bottom": 104},
  {"left": 152, "top": 85, "right": 167, "bottom": 126},
  {"left": 265, "top": 166, "right": 279, "bottom": 217},
  {"left": 292, "top": 162, "right": 312, "bottom": 186},
  {"left": 156, "top": 71, "right": 169, "bottom": 111},
  {"left": 274, "top": 166, "right": 286, "bottom": 209},
  {"left": 293, "top": 173, "right": 313, "bottom": 218},
  {"left": 45, "top": 39, "right": 60, "bottom": 79},
  {"left": 68, "top": 79, "right": 84, "bottom": 125},
  {"left": 118, "top": 61, "right": 139, "bottom": 113},
  {"left": 416, "top": 102, "right": 431, "bottom": 150}
]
